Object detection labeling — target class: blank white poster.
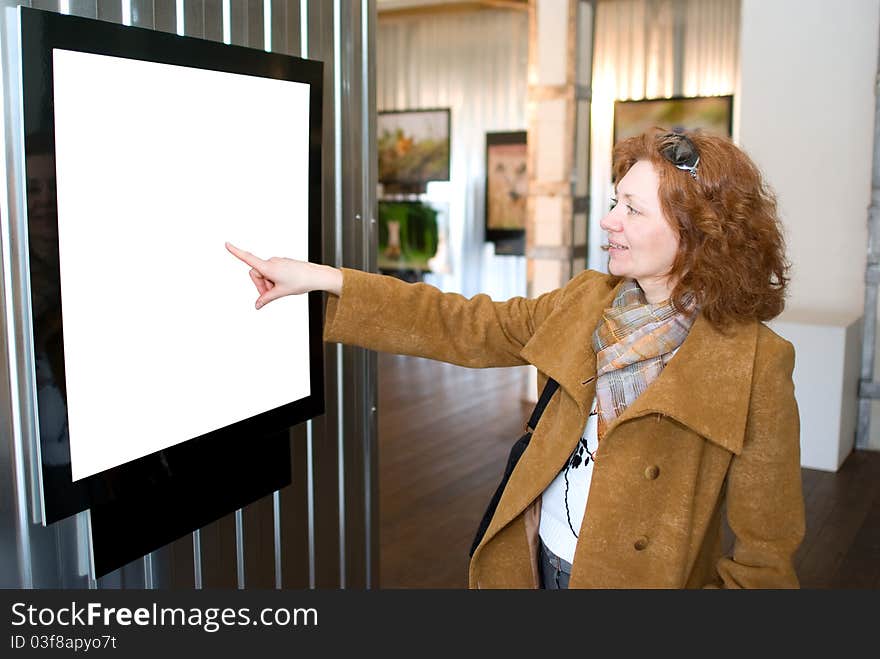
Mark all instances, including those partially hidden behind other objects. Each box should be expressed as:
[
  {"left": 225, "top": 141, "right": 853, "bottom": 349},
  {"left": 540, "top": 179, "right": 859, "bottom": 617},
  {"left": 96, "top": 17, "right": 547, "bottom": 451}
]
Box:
[{"left": 50, "top": 49, "right": 313, "bottom": 481}]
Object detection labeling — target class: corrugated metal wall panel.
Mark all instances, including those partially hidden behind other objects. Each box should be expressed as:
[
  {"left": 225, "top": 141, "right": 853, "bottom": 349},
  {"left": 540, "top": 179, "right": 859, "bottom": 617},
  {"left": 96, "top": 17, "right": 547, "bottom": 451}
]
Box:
[
  {"left": 154, "top": 0, "right": 177, "bottom": 33},
  {"left": 247, "top": 0, "right": 263, "bottom": 49},
  {"left": 69, "top": 1, "right": 98, "bottom": 18},
  {"left": 131, "top": 0, "right": 153, "bottom": 27},
  {"left": 31, "top": 1, "right": 61, "bottom": 11},
  {"left": 203, "top": 0, "right": 223, "bottom": 41},
  {"left": 96, "top": 0, "right": 123, "bottom": 23},
  {"left": 184, "top": 0, "right": 203, "bottom": 36}
]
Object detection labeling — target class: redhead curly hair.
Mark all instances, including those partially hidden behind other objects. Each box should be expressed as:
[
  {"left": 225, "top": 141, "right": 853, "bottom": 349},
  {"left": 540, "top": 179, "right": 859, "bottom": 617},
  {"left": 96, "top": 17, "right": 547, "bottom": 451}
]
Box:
[{"left": 611, "top": 127, "right": 790, "bottom": 329}]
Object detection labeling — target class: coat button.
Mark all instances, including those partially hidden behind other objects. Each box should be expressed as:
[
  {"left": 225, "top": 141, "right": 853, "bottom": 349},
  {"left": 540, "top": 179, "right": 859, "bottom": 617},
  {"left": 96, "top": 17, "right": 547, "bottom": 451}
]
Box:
[
  {"left": 644, "top": 465, "right": 660, "bottom": 480},
  {"left": 634, "top": 536, "right": 649, "bottom": 551}
]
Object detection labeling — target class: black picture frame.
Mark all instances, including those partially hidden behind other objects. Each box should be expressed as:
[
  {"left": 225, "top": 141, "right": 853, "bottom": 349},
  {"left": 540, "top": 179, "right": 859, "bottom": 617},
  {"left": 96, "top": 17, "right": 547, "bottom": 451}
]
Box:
[
  {"left": 485, "top": 131, "right": 527, "bottom": 256},
  {"left": 19, "top": 7, "right": 324, "bottom": 575}
]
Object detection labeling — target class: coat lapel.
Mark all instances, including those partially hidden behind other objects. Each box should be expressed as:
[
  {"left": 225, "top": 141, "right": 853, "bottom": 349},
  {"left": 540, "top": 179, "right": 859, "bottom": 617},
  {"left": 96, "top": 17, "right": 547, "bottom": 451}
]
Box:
[
  {"left": 476, "top": 274, "right": 760, "bottom": 558},
  {"left": 600, "top": 312, "right": 758, "bottom": 455},
  {"left": 518, "top": 274, "right": 622, "bottom": 413}
]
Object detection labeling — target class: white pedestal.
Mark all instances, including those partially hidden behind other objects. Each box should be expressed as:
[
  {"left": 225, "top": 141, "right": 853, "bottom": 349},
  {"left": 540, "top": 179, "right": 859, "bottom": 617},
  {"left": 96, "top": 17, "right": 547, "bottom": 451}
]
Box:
[{"left": 768, "top": 310, "right": 863, "bottom": 472}]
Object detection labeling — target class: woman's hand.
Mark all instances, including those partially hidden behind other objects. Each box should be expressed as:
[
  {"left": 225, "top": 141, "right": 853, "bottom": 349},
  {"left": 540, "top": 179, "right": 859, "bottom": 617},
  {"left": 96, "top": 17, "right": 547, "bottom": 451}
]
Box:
[{"left": 225, "top": 242, "right": 342, "bottom": 309}]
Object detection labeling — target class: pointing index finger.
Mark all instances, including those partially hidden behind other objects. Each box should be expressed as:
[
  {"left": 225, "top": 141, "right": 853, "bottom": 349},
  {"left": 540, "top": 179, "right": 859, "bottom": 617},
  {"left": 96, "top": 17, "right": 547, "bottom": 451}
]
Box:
[{"left": 225, "top": 242, "right": 264, "bottom": 269}]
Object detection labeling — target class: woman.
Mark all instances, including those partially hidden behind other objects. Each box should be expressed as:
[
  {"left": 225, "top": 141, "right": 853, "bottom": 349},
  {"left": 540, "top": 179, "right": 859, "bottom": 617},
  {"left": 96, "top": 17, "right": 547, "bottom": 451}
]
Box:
[{"left": 226, "top": 128, "right": 805, "bottom": 589}]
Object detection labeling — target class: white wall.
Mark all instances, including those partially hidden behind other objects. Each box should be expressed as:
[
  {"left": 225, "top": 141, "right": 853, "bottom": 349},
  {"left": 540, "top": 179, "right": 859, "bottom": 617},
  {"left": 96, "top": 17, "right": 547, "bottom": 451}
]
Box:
[
  {"left": 377, "top": 8, "right": 529, "bottom": 301},
  {"left": 739, "top": 0, "right": 878, "bottom": 315},
  {"left": 739, "top": 0, "right": 880, "bottom": 448},
  {"left": 589, "top": 0, "right": 740, "bottom": 273}
]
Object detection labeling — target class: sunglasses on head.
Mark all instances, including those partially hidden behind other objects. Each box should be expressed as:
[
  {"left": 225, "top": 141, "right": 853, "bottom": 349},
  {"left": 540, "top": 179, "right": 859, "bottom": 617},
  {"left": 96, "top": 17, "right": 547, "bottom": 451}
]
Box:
[{"left": 659, "top": 130, "right": 700, "bottom": 180}]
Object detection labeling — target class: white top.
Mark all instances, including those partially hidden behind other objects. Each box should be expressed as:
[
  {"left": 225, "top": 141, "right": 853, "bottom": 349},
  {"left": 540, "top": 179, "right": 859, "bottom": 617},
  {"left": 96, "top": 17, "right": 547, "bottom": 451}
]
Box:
[
  {"left": 538, "top": 396, "right": 598, "bottom": 564},
  {"left": 539, "top": 346, "right": 680, "bottom": 564}
]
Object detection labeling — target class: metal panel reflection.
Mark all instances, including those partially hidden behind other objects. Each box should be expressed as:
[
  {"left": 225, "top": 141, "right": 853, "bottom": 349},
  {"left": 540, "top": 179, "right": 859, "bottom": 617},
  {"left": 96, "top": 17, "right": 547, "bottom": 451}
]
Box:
[
  {"left": 96, "top": 1, "right": 123, "bottom": 24},
  {"left": 184, "top": 0, "right": 204, "bottom": 37},
  {"left": 130, "top": 0, "right": 152, "bottom": 28},
  {"left": 204, "top": 0, "right": 222, "bottom": 41},
  {"left": 68, "top": 2, "right": 97, "bottom": 18},
  {"left": 0, "top": 2, "right": 35, "bottom": 588},
  {"left": 0, "top": 1, "right": 97, "bottom": 589},
  {"left": 154, "top": 0, "right": 176, "bottom": 33}
]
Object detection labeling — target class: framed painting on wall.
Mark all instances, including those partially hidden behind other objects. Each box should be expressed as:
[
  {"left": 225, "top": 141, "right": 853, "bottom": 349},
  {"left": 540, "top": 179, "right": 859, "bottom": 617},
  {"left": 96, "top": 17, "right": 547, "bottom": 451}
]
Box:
[
  {"left": 377, "top": 200, "right": 441, "bottom": 273},
  {"left": 613, "top": 95, "right": 733, "bottom": 144},
  {"left": 378, "top": 108, "right": 450, "bottom": 193},
  {"left": 485, "top": 131, "right": 527, "bottom": 256}
]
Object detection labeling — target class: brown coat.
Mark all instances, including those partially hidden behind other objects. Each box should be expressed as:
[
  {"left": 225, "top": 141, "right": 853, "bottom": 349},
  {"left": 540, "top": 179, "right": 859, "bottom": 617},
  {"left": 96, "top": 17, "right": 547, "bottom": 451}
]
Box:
[{"left": 323, "top": 267, "right": 805, "bottom": 588}]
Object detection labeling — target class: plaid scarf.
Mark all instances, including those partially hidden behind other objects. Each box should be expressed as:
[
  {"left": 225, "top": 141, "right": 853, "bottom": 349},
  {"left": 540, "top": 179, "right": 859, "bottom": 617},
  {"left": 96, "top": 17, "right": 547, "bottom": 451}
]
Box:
[{"left": 592, "top": 279, "right": 698, "bottom": 442}]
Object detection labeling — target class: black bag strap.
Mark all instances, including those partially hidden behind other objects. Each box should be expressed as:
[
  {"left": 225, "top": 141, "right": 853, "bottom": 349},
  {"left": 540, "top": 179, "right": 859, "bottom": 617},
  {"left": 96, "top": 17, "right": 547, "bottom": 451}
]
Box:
[
  {"left": 526, "top": 377, "right": 560, "bottom": 432},
  {"left": 468, "top": 376, "right": 560, "bottom": 558}
]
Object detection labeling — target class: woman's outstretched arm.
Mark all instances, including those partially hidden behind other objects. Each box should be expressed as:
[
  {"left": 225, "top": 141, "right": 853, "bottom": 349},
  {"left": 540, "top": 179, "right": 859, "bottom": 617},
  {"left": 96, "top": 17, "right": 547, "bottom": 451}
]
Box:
[
  {"left": 321, "top": 266, "right": 568, "bottom": 368},
  {"left": 225, "top": 241, "right": 583, "bottom": 369}
]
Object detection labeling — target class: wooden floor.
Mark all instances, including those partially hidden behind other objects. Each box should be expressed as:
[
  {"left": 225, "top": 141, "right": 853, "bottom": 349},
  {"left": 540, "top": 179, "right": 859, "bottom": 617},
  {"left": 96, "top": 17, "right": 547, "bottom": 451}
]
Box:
[{"left": 378, "top": 352, "right": 880, "bottom": 589}]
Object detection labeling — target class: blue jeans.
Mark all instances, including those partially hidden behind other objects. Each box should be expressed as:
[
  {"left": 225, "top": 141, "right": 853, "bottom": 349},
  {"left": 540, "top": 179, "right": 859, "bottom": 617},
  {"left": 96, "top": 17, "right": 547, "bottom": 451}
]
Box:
[{"left": 539, "top": 540, "right": 572, "bottom": 590}]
